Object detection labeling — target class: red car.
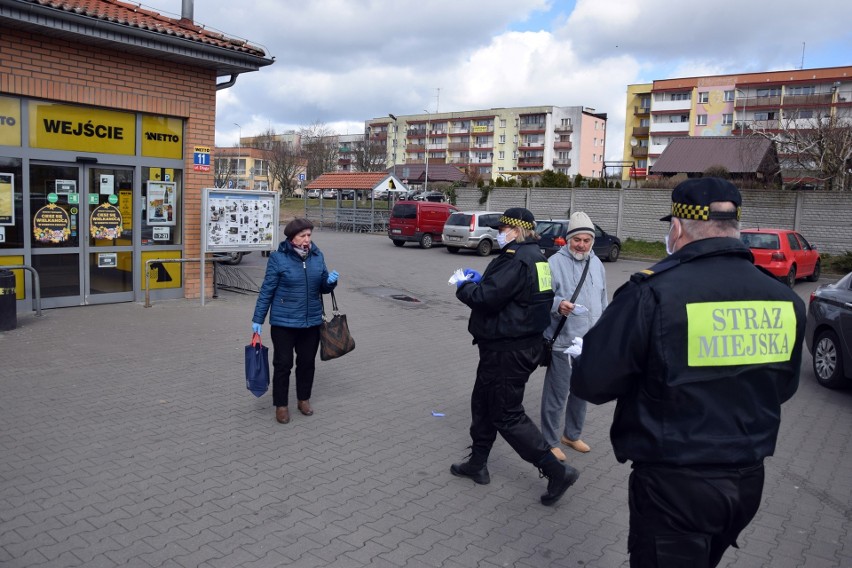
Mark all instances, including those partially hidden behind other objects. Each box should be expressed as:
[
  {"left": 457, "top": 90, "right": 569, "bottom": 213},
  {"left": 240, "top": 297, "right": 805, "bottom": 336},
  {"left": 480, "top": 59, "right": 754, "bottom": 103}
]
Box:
[{"left": 740, "top": 228, "right": 821, "bottom": 287}]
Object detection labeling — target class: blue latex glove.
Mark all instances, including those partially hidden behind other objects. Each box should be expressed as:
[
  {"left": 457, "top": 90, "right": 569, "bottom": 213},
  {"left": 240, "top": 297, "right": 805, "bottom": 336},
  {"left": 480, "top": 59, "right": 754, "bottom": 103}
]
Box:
[
  {"left": 327, "top": 270, "right": 339, "bottom": 284},
  {"left": 252, "top": 323, "right": 262, "bottom": 334},
  {"left": 463, "top": 269, "right": 482, "bottom": 284}
]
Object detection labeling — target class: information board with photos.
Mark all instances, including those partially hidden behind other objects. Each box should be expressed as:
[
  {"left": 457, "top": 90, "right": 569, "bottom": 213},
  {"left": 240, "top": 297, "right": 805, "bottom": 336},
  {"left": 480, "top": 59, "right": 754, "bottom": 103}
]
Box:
[{"left": 202, "top": 188, "right": 278, "bottom": 253}]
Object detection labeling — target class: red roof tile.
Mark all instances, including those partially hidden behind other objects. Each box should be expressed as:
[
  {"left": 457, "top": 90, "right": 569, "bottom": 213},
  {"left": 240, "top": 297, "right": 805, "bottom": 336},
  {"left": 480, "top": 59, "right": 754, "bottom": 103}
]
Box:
[
  {"left": 21, "top": 0, "right": 267, "bottom": 57},
  {"left": 307, "top": 172, "right": 394, "bottom": 190}
]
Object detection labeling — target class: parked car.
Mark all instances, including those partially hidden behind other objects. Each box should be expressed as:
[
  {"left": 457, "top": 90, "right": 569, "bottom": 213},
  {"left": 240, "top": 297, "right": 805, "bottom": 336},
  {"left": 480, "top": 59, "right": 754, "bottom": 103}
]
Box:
[
  {"left": 535, "top": 219, "right": 622, "bottom": 262},
  {"left": 388, "top": 201, "right": 458, "bottom": 249},
  {"left": 412, "top": 191, "right": 447, "bottom": 202},
  {"left": 213, "top": 251, "right": 251, "bottom": 265},
  {"left": 373, "top": 188, "right": 408, "bottom": 200},
  {"left": 805, "top": 271, "right": 852, "bottom": 389},
  {"left": 321, "top": 189, "right": 338, "bottom": 199},
  {"left": 306, "top": 189, "right": 320, "bottom": 198},
  {"left": 340, "top": 189, "right": 355, "bottom": 200},
  {"left": 740, "top": 228, "right": 820, "bottom": 287},
  {"left": 442, "top": 211, "right": 501, "bottom": 256}
]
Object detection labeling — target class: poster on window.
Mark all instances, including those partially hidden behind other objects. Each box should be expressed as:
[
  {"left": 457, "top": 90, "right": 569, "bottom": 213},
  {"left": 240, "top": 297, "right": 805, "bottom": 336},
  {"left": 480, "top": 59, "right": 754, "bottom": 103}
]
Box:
[
  {"left": 90, "top": 203, "right": 123, "bottom": 240},
  {"left": 0, "top": 173, "right": 13, "bottom": 226},
  {"left": 202, "top": 188, "right": 279, "bottom": 253},
  {"left": 33, "top": 203, "right": 71, "bottom": 243},
  {"left": 146, "top": 181, "right": 176, "bottom": 225}
]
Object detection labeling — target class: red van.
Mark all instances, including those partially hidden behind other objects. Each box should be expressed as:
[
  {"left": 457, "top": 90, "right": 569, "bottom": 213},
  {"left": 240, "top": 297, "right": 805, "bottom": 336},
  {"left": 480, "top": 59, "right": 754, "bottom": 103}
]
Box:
[{"left": 388, "top": 201, "right": 458, "bottom": 249}]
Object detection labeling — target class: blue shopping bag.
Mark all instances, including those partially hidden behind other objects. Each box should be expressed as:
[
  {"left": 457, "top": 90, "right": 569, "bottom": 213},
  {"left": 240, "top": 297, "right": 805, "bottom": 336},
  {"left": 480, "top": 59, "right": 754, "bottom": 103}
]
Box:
[{"left": 245, "top": 332, "right": 269, "bottom": 397}]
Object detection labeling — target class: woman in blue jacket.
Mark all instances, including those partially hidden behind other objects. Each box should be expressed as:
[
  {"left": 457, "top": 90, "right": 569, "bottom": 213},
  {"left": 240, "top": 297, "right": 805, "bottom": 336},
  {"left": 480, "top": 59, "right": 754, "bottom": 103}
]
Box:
[{"left": 252, "top": 218, "right": 338, "bottom": 424}]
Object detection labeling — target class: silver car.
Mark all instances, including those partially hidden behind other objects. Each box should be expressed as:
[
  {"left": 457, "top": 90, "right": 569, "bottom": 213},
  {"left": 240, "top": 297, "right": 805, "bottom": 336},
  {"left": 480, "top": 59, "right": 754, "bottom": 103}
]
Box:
[{"left": 442, "top": 211, "right": 502, "bottom": 256}]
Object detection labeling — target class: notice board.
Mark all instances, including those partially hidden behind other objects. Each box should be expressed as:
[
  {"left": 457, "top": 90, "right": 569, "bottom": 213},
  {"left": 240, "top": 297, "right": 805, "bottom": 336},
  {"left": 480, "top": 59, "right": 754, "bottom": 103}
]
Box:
[{"left": 202, "top": 188, "right": 279, "bottom": 253}]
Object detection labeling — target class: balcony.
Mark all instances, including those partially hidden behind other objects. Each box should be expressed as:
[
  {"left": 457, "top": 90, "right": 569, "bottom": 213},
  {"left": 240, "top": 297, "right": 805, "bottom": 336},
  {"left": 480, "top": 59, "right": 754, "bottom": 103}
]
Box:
[
  {"left": 553, "top": 141, "right": 572, "bottom": 150},
  {"left": 407, "top": 128, "right": 426, "bottom": 136},
  {"left": 519, "top": 125, "right": 546, "bottom": 134},
  {"left": 783, "top": 93, "right": 833, "bottom": 106},
  {"left": 552, "top": 158, "right": 571, "bottom": 167},
  {"left": 448, "top": 142, "right": 470, "bottom": 151},
  {"left": 742, "top": 95, "right": 780, "bottom": 109},
  {"left": 406, "top": 143, "right": 425, "bottom": 152},
  {"left": 634, "top": 105, "right": 651, "bottom": 115},
  {"left": 650, "top": 121, "right": 690, "bottom": 134},
  {"left": 554, "top": 124, "right": 573, "bottom": 133},
  {"left": 632, "top": 127, "right": 650, "bottom": 137},
  {"left": 653, "top": 99, "right": 691, "bottom": 112},
  {"left": 631, "top": 147, "right": 648, "bottom": 158},
  {"left": 518, "top": 157, "right": 543, "bottom": 166},
  {"left": 518, "top": 143, "right": 545, "bottom": 151},
  {"left": 447, "top": 157, "right": 470, "bottom": 164}
]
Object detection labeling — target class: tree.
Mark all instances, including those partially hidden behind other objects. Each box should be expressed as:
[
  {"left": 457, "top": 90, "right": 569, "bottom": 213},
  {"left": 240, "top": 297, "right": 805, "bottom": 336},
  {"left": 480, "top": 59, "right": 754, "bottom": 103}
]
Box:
[
  {"left": 351, "top": 132, "right": 387, "bottom": 172},
  {"left": 299, "top": 122, "right": 338, "bottom": 180},
  {"left": 213, "top": 153, "right": 235, "bottom": 188},
  {"left": 540, "top": 170, "right": 571, "bottom": 188},
  {"left": 254, "top": 128, "right": 303, "bottom": 197},
  {"left": 749, "top": 110, "right": 852, "bottom": 191}
]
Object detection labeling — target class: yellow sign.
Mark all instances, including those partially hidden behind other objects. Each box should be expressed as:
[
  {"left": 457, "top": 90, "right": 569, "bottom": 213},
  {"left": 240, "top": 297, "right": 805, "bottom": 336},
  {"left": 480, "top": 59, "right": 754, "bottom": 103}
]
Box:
[
  {"left": 194, "top": 146, "right": 211, "bottom": 153},
  {"left": 142, "top": 250, "right": 182, "bottom": 290},
  {"left": 687, "top": 301, "right": 797, "bottom": 366},
  {"left": 0, "top": 255, "right": 25, "bottom": 299},
  {"left": 29, "top": 102, "right": 135, "bottom": 155},
  {"left": 472, "top": 125, "right": 489, "bottom": 133},
  {"left": 535, "top": 262, "right": 552, "bottom": 291},
  {"left": 141, "top": 115, "right": 183, "bottom": 159},
  {"left": 0, "top": 96, "right": 21, "bottom": 147},
  {"left": 118, "top": 190, "right": 133, "bottom": 231}
]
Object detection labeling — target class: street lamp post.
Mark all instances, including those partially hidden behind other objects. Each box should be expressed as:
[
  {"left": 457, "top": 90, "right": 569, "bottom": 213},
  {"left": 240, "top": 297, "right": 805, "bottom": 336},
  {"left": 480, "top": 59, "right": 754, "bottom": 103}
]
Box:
[
  {"left": 388, "top": 113, "right": 397, "bottom": 173},
  {"left": 423, "top": 110, "right": 430, "bottom": 192},
  {"left": 234, "top": 122, "right": 242, "bottom": 187}
]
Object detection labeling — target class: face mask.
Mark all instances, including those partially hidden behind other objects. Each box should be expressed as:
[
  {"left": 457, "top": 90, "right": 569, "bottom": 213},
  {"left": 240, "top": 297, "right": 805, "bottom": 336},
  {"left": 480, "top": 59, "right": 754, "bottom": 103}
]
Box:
[
  {"left": 665, "top": 222, "right": 680, "bottom": 255},
  {"left": 496, "top": 229, "right": 515, "bottom": 248}
]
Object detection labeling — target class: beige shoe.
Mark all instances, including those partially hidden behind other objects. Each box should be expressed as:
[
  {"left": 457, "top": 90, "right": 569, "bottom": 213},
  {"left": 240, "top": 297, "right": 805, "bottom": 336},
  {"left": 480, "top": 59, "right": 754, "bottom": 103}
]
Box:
[
  {"left": 561, "top": 435, "right": 590, "bottom": 453},
  {"left": 550, "top": 447, "right": 567, "bottom": 462}
]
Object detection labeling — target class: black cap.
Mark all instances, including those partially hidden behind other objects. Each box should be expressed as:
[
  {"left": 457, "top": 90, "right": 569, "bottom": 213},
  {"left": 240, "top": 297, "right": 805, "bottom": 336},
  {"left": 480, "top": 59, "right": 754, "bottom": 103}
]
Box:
[
  {"left": 284, "top": 217, "right": 314, "bottom": 239},
  {"left": 486, "top": 207, "right": 536, "bottom": 230},
  {"left": 661, "top": 177, "right": 742, "bottom": 222}
]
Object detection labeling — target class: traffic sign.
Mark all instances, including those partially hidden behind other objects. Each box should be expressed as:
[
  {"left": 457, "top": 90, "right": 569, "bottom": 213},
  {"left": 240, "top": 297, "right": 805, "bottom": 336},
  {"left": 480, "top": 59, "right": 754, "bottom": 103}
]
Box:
[{"left": 299, "top": 173, "right": 306, "bottom": 181}]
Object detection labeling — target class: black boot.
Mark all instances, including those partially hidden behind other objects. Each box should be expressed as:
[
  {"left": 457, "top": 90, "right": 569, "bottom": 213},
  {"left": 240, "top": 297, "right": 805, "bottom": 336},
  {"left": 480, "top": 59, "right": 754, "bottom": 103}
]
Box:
[
  {"left": 537, "top": 451, "right": 579, "bottom": 506},
  {"left": 450, "top": 454, "right": 490, "bottom": 485}
]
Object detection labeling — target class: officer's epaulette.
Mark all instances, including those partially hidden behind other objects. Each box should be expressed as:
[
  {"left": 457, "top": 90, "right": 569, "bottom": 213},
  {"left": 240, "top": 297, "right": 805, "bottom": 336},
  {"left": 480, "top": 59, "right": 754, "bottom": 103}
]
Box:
[
  {"left": 629, "top": 256, "right": 681, "bottom": 283},
  {"left": 505, "top": 248, "right": 516, "bottom": 255}
]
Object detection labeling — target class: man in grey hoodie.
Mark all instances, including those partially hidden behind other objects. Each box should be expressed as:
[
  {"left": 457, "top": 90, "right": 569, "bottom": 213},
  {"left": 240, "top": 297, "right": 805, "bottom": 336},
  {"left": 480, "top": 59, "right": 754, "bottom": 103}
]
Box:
[{"left": 540, "top": 212, "right": 608, "bottom": 460}]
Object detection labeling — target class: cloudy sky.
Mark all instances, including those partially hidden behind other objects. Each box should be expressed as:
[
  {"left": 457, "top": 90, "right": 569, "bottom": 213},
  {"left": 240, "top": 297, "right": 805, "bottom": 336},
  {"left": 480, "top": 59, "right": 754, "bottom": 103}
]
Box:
[{"left": 142, "top": 0, "right": 850, "bottom": 159}]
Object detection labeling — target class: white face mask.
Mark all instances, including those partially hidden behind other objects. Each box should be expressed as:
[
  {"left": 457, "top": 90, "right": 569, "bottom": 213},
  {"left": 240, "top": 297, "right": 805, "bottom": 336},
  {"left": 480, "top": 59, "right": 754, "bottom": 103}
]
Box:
[
  {"left": 496, "top": 229, "right": 514, "bottom": 248},
  {"left": 665, "top": 222, "right": 681, "bottom": 255}
]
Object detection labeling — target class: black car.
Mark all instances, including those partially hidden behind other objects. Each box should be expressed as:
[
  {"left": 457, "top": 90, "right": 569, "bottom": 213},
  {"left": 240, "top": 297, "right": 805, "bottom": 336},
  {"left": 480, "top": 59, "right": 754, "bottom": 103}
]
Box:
[
  {"left": 412, "top": 191, "right": 447, "bottom": 202},
  {"left": 535, "top": 219, "right": 621, "bottom": 262},
  {"left": 805, "top": 271, "right": 852, "bottom": 389}
]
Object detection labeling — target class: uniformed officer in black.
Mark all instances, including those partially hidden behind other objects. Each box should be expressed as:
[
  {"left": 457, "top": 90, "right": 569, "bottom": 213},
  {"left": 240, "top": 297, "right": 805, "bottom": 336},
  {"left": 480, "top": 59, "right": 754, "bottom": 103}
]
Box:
[
  {"left": 573, "top": 178, "right": 805, "bottom": 566},
  {"left": 452, "top": 207, "right": 580, "bottom": 506}
]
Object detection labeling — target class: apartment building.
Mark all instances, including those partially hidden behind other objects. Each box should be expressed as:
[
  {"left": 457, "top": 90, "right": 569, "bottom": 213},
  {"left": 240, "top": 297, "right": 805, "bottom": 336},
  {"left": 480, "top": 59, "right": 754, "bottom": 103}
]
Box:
[
  {"left": 623, "top": 66, "right": 852, "bottom": 185},
  {"left": 369, "top": 106, "right": 607, "bottom": 182}
]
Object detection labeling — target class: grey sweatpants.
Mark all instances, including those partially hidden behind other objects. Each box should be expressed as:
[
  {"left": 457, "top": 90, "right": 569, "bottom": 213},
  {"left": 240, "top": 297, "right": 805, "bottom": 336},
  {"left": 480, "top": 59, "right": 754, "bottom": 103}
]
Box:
[{"left": 540, "top": 349, "right": 587, "bottom": 447}]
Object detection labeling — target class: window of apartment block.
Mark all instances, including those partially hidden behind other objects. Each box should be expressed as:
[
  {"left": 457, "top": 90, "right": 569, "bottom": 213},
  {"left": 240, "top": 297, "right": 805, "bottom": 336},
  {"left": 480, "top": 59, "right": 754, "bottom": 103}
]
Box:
[
  {"left": 640, "top": 118, "right": 650, "bottom": 127},
  {"left": 500, "top": 119, "right": 507, "bottom": 128},
  {"left": 512, "top": 151, "right": 518, "bottom": 159},
  {"left": 498, "top": 151, "right": 505, "bottom": 159},
  {"left": 724, "top": 90, "right": 735, "bottom": 102},
  {"left": 696, "top": 114, "right": 707, "bottom": 126},
  {"left": 698, "top": 92, "right": 709, "bottom": 103},
  {"left": 558, "top": 151, "right": 569, "bottom": 160},
  {"left": 499, "top": 134, "right": 506, "bottom": 144},
  {"left": 787, "top": 85, "right": 816, "bottom": 96},
  {"left": 753, "top": 111, "right": 778, "bottom": 121},
  {"left": 641, "top": 97, "right": 651, "bottom": 109},
  {"left": 664, "top": 92, "right": 691, "bottom": 101},
  {"left": 561, "top": 118, "right": 571, "bottom": 127},
  {"left": 787, "top": 109, "right": 814, "bottom": 119},
  {"left": 756, "top": 87, "right": 781, "bottom": 97},
  {"left": 722, "top": 114, "right": 733, "bottom": 125},
  {"left": 513, "top": 135, "right": 518, "bottom": 144}
]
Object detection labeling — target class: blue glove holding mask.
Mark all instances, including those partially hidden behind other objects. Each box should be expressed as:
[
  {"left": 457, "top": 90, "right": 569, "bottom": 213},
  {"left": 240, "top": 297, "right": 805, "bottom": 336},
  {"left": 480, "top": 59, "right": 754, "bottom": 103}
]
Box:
[
  {"left": 463, "top": 269, "right": 482, "bottom": 284},
  {"left": 327, "top": 270, "right": 339, "bottom": 284},
  {"left": 251, "top": 322, "right": 262, "bottom": 335}
]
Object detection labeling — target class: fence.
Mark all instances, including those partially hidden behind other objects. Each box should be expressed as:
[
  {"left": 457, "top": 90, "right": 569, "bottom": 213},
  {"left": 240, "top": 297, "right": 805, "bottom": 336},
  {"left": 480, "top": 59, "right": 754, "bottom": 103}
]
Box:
[{"left": 453, "top": 187, "right": 852, "bottom": 255}]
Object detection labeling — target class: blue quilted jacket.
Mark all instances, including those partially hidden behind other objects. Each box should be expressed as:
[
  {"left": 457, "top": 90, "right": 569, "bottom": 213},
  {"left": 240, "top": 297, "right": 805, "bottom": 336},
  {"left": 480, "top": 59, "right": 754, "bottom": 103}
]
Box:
[{"left": 252, "top": 240, "right": 336, "bottom": 328}]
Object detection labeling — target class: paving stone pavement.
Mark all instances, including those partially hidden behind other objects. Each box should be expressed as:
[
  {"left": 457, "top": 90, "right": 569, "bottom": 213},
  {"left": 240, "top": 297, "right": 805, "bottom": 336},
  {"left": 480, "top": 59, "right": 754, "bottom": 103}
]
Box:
[{"left": 1, "top": 229, "right": 851, "bottom": 568}]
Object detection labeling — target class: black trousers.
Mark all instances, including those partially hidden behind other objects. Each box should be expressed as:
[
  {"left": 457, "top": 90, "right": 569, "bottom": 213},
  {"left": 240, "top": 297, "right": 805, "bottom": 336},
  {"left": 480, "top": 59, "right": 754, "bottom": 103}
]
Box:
[
  {"left": 628, "top": 462, "right": 765, "bottom": 568},
  {"left": 468, "top": 343, "right": 551, "bottom": 465},
  {"left": 270, "top": 325, "right": 321, "bottom": 407}
]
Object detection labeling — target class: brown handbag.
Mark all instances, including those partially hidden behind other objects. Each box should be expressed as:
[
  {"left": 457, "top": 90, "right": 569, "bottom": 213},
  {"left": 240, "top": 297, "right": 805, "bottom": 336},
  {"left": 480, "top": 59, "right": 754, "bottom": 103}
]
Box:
[{"left": 319, "top": 291, "right": 356, "bottom": 361}]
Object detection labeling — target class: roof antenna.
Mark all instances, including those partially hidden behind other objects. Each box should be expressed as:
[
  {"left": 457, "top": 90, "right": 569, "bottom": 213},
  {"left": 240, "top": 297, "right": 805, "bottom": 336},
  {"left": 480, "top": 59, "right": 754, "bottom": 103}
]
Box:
[{"left": 800, "top": 42, "right": 805, "bottom": 69}]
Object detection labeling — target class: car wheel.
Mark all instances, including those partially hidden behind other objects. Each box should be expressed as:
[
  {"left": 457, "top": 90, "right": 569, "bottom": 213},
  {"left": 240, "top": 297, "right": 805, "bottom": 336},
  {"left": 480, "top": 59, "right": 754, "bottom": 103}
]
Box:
[
  {"left": 607, "top": 244, "right": 620, "bottom": 262},
  {"left": 222, "top": 252, "right": 243, "bottom": 265},
  {"left": 446, "top": 247, "right": 460, "bottom": 254},
  {"left": 806, "top": 260, "right": 821, "bottom": 282},
  {"left": 813, "top": 329, "right": 847, "bottom": 389},
  {"left": 420, "top": 233, "right": 433, "bottom": 249},
  {"left": 477, "top": 239, "right": 493, "bottom": 256},
  {"left": 392, "top": 240, "right": 405, "bottom": 247},
  {"left": 783, "top": 266, "right": 796, "bottom": 288}
]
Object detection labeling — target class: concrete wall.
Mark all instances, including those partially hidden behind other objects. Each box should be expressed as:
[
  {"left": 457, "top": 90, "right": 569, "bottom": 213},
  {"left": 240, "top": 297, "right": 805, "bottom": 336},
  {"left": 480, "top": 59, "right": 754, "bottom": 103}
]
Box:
[{"left": 456, "top": 187, "right": 852, "bottom": 255}]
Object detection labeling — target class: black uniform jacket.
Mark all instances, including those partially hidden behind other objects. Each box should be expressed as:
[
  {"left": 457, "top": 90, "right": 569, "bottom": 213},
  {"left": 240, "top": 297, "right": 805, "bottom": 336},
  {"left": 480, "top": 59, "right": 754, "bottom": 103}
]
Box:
[
  {"left": 573, "top": 237, "right": 806, "bottom": 466},
  {"left": 456, "top": 240, "right": 554, "bottom": 351}
]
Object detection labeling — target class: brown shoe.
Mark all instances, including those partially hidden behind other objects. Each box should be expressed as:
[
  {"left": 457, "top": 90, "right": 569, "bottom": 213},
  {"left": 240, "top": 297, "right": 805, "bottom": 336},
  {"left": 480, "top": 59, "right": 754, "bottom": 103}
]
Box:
[
  {"left": 275, "top": 406, "right": 290, "bottom": 424},
  {"left": 297, "top": 400, "right": 314, "bottom": 416},
  {"left": 551, "top": 447, "right": 567, "bottom": 462},
  {"left": 561, "top": 435, "right": 590, "bottom": 453}
]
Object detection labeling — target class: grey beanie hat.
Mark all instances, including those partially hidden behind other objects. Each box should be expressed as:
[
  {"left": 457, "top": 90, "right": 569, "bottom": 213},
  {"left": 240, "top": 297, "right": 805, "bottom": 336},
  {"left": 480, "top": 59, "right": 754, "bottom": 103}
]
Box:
[{"left": 566, "top": 212, "right": 595, "bottom": 238}]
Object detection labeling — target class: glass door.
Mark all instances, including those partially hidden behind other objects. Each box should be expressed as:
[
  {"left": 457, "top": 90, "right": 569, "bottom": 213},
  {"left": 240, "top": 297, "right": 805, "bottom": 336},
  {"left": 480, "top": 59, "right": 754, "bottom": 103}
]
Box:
[{"left": 29, "top": 163, "right": 134, "bottom": 307}]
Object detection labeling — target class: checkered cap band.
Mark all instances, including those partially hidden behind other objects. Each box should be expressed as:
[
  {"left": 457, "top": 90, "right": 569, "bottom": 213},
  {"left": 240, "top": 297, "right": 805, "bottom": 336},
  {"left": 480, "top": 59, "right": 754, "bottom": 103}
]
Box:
[
  {"left": 498, "top": 215, "right": 535, "bottom": 230},
  {"left": 671, "top": 202, "right": 741, "bottom": 221}
]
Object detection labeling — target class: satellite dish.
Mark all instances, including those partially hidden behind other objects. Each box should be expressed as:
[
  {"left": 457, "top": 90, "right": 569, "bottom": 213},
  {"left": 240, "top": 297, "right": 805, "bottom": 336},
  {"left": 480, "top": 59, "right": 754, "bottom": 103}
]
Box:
[{"left": 630, "top": 138, "right": 638, "bottom": 147}]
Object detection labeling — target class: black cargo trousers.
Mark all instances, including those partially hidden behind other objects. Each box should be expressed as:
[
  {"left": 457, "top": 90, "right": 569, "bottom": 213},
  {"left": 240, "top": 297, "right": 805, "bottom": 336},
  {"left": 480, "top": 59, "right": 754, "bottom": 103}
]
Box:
[
  {"left": 627, "top": 462, "right": 765, "bottom": 568},
  {"left": 467, "top": 342, "right": 551, "bottom": 465}
]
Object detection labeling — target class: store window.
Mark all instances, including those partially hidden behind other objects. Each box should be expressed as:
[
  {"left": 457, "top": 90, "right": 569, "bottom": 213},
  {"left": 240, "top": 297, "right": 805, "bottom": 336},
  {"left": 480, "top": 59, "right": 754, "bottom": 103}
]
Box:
[
  {"left": 0, "top": 158, "right": 23, "bottom": 248},
  {"left": 141, "top": 167, "right": 183, "bottom": 246}
]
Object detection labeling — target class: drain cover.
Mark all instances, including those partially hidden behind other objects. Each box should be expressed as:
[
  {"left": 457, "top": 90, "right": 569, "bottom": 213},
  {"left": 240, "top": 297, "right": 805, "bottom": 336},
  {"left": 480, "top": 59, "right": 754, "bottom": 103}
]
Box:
[
  {"left": 361, "top": 286, "right": 423, "bottom": 305},
  {"left": 390, "top": 294, "right": 420, "bottom": 303}
]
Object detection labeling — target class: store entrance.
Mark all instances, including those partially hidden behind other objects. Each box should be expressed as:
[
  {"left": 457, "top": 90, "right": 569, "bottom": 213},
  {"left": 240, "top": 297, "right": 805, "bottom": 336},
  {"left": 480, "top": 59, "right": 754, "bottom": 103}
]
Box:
[{"left": 29, "top": 163, "right": 135, "bottom": 307}]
